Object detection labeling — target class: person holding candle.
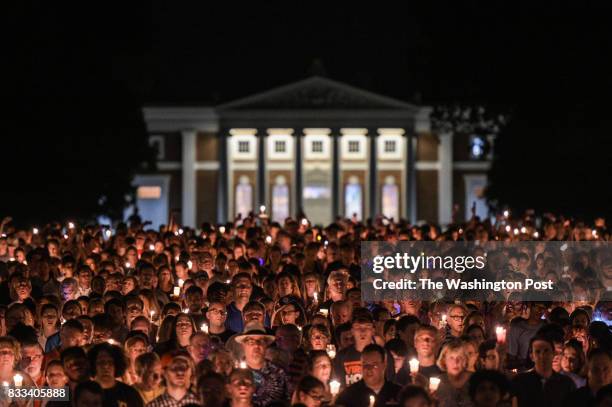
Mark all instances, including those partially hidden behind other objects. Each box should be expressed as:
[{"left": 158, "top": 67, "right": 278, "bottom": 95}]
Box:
[
  {"left": 308, "top": 350, "right": 333, "bottom": 401},
  {"left": 434, "top": 339, "right": 473, "bottom": 407},
  {"left": 396, "top": 325, "right": 442, "bottom": 385},
  {"left": 122, "top": 334, "right": 148, "bottom": 385},
  {"left": 335, "top": 344, "right": 401, "bottom": 407},
  {"left": 19, "top": 339, "right": 45, "bottom": 386},
  {"left": 306, "top": 324, "right": 331, "bottom": 352},
  {"left": 0, "top": 336, "right": 35, "bottom": 389}
]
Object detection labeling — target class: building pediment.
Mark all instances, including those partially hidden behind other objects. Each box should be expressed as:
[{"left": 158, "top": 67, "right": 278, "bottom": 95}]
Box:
[{"left": 218, "top": 76, "right": 417, "bottom": 111}]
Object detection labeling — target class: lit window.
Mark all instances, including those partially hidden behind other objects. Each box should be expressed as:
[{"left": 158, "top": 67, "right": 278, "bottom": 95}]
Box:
[
  {"left": 238, "top": 141, "right": 250, "bottom": 153},
  {"left": 137, "top": 186, "right": 162, "bottom": 199},
  {"left": 384, "top": 140, "right": 396, "bottom": 153},
  {"left": 348, "top": 140, "right": 360, "bottom": 153},
  {"left": 470, "top": 136, "right": 486, "bottom": 160},
  {"left": 311, "top": 140, "right": 323, "bottom": 153},
  {"left": 274, "top": 140, "right": 286, "bottom": 153}
]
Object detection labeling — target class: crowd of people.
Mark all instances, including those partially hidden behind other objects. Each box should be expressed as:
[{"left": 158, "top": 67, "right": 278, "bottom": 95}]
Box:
[{"left": 0, "top": 212, "right": 610, "bottom": 407}]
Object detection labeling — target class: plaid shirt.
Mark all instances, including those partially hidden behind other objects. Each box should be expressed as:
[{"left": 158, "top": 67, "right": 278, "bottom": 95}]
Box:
[
  {"left": 146, "top": 390, "right": 200, "bottom": 407},
  {"left": 251, "top": 361, "right": 288, "bottom": 407}
]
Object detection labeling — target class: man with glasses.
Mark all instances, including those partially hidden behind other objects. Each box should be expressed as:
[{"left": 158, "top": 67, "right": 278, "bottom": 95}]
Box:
[
  {"left": 444, "top": 303, "right": 468, "bottom": 343},
  {"left": 236, "top": 324, "right": 287, "bottom": 406},
  {"left": 20, "top": 340, "right": 45, "bottom": 386},
  {"left": 148, "top": 352, "right": 200, "bottom": 407},
  {"left": 336, "top": 344, "right": 401, "bottom": 407},
  {"left": 206, "top": 301, "right": 235, "bottom": 344}
]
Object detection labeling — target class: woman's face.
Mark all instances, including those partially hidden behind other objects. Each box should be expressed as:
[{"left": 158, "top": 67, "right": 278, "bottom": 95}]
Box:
[
  {"left": 213, "top": 353, "right": 233, "bottom": 376},
  {"left": 311, "top": 356, "right": 332, "bottom": 383},
  {"left": 281, "top": 305, "right": 298, "bottom": 325},
  {"left": 464, "top": 344, "right": 478, "bottom": 371},
  {"left": 0, "top": 343, "right": 15, "bottom": 371},
  {"left": 304, "top": 278, "right": 318, "bottom": 295},
  {"left": 143, "top": 361, "right": 162, "bottom": 388},
  {"left": 159, "top": 270, "right": 172, "bottom": 285},
  {"left": 122, "top": 278, "right": 136, "bottom": 295},
  {"left": 309, "top": 329, "right": 329, "bottom": 350},
  {"left": 561, "top": 347, "right": 578, "bottom": 373},
  {"left": 445, "top": 349, "right": 466, "bottom": 376},
  {"left": 176, "top": 316, "right": 193, "bottom": 338}
]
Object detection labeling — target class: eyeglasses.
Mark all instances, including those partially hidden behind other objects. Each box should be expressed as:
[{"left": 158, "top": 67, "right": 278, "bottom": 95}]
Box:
[
  {"left": 244, "top": 338, "right": 267, "bottom": 346},
  {"left": 208, "top": 309, "right": 227, "bottom": 316},
  {"left": 307, "top": 392, "right": 325, "bottom": 401},
  {"left": 449, "top": 315, "right": 465, "bottom": 321}
]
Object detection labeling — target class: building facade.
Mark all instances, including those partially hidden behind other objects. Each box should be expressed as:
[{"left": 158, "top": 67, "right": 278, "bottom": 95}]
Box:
[{"left": 138, "top": 77, "right": 493, "bottom": 228}]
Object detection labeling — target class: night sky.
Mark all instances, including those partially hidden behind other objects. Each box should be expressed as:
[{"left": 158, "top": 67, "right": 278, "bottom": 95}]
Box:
[{"left": 5, "top": 3, "right": 612, "bottom": 225}]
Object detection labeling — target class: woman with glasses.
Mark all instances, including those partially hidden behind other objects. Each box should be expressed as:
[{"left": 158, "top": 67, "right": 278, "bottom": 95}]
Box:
[{"left": 291, "top": 375, "right": 326, "bottom": 407}]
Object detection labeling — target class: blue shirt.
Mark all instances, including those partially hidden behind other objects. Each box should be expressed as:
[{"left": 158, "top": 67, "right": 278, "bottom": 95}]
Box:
[{"left": 226, "top": 302, "right": 244, "bottom": 333}]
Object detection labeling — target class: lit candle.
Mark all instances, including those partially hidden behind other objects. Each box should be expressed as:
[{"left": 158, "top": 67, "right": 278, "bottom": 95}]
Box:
[
  {"left": 409, "top": 358, "right": 420, "bottom": 374},
  {"left": 173, "top": 286, "right": 180, "bottom": 297},
  {"left": 125, "top": 262, "right": 131, "bottom": 269},
  {"left": 301, "top": 218, "right": 308, "bottom": 226},
  {"left": 503, "top": 210, "right": 509, "bottom": 218},
  {"left": 320, "top": 308, "right": 329, "bottom": 317},
  {"left": 107, "top": 339, "right": 117, "bottom": 345},
  {"left": 33, "top": 227, "right": 39, "bottom": 235},
  {"left": 495, "top": 326, "right": 507, "bottom": 344},
  {"left": 187, "top": 260, "right": 193, "bottom": 270},
  {"left": 429, "top": 377, "right": 440, "bottom": 392},
  {"left": 13, "top": 374, "right": 22, "bottom": 387},
  {"left": 178, "top": 279, "right": 185, "bottom": 288},
  {"left": 326, "top": 344, "right": 336, "bottom": 359},
  {"left": 239, "top": 360, "right": 247, "bottom": 369},
  {"left": 439, "top": 314, "right": 447, "bottom": 328},
  {"left": 68, "top": 222, "right": 75, "bottom": 229},
  {"left": 505, "top": 225, "right": 511, "bottom": 233},
  {"left": 149, "top": 244, "right": 155, "bottom": 251},
  {"left": 313, "top": 292, "right": 318, "bottom": 303},
  {"left": 265, "top": 235, "right": 272, "bottom": 244},
  {"left": 225, "top": 279, "right": 231, "bottom": 284},
  {"left": 369, "top": 395, "right": 375, "bottom": 407},
  {"left": 329, "top": 380, "right": 341, "bottom": 396},
  {"left": 105, "top": 229, "right": 112, "bottom": 238},
  {"left": 513, "top": 228, "right": 519, "bottom": 236},
  {"left": 520, "top": 226, "right": 527, "bottom": 234},
  {"left": 259, "top": 205, "right": 266, "bottom": 213},
  {"left": 178, "top": 228, "right": 184, "bottom": 235},
  {"left": 149, "top": 310, "right": 155, "bottom": 321},
  {"left": 175, "top": 255, "right": 180, "bottom": 262},
  {"left": 183, "top": 308, "right": 189, "bottom": 314},
  {"left": 201, "top": 323, "right": 208, "bottom": 333},
  {"left": 219, "top": 226, "right": 226, "bottom": 234},
  {"left": 533, "top": 231, "right": 539, "bottom": 238},
  {"left": 63, "top": 234, "right": 68, "bottom": 240}
]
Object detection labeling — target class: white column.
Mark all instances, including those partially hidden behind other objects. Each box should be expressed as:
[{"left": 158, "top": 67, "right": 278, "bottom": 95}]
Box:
[
  {"left": 438, "top": 132, "right": 453, "bottom": 225},
  {"left": 181, "top": 130, "right": 197, "bottom": 227}
]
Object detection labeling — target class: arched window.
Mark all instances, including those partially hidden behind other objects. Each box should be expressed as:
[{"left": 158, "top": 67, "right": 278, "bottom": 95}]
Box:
[
  {"left": 382, "top": 175, "right": 399, "bottom": 220},
  {"left": 344, "top": 176, "right": 363, "bottom": 220},
  {"left": 235, "top": 175, "right": 253, "bottom": 219},
  {"left": 272, "top": 175, "right": 289, "bottom": 223}
]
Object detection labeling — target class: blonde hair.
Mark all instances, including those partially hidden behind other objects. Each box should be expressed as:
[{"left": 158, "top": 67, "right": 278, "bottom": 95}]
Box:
[
  {"left": 0, "top": 336, "right": 21, "bottom": 367},
  {"left": 437, "top": 339, "right": 467, "bottom": 372}
]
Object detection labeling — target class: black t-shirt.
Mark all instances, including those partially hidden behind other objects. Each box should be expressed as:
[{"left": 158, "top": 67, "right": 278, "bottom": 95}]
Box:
[
  {"left": 210, "top": 328, "right": 236, "bottom": 344},
  {"left": 511, "top": 370, "right": 576, "bottom": 407},
  {"left": 336, "top": 380, "right": 401, "bottom": 407},
  {"left": 395, "top": 363, "right": 442, "bottom": 385},
  {"left": 103, "top": 381, "right": 144, "bottom": 407}
]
